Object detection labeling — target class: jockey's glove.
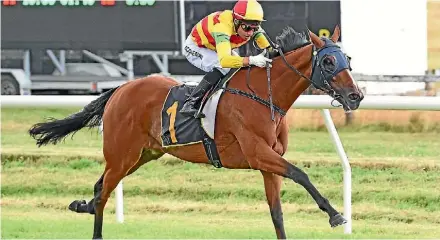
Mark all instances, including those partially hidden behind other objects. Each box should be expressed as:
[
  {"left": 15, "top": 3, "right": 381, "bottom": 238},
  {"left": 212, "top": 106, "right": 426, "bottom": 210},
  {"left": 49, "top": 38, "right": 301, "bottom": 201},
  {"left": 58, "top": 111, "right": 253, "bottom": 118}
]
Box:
[{"left": 249, "top": 51, "right": 272, "bottom": 68}]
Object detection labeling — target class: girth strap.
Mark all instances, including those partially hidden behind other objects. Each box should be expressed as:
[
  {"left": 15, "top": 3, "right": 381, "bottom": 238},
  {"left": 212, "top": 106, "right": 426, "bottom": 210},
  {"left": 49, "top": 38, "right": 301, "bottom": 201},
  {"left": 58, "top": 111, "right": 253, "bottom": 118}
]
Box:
[{"left": 221, "top": 87, "right": 287, "bottom": 117}]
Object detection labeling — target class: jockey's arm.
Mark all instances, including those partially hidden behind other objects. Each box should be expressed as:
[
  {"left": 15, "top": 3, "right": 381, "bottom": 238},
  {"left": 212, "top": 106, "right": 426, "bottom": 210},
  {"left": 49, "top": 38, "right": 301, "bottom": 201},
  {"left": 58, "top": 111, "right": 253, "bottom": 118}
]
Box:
[
  {"left": 213, "top": 37, "right": 245, "bottom": 68},
  {"left": 212, "top": 23, "right": 248, "bottom": 68}
]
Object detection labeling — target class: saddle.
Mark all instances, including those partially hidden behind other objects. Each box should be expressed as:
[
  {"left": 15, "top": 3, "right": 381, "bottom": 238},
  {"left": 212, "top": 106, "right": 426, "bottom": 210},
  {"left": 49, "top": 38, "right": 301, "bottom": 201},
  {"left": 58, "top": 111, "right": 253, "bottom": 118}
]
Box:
[
  {"left": 160, "top": 68, "right": 241, "bottom": 168},
  {"left": 194, "top": 68, "right": 241, "bottom": 118}
]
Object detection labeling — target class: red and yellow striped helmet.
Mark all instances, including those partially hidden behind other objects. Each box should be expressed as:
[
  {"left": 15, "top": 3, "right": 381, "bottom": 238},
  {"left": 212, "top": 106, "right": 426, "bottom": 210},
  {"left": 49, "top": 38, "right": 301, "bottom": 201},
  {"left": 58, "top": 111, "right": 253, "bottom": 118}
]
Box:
[{"left": 233, "top": 0, "right": 265, "bottom": 22}]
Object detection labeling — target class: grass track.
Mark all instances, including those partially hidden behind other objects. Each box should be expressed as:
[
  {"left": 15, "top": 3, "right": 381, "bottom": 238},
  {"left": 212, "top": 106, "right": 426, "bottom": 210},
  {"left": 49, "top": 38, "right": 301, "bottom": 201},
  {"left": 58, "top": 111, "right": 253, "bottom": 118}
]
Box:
[{"left": 1, "top": 108, "right": 440, "bottom": 238}]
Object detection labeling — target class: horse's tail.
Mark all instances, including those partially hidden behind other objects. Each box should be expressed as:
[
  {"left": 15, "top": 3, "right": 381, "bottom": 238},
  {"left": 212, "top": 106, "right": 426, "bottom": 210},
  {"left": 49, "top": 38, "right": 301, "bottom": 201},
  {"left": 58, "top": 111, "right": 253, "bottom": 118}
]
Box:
[{"left": 29, "top": 87, "right": 119, "bottom": 147}]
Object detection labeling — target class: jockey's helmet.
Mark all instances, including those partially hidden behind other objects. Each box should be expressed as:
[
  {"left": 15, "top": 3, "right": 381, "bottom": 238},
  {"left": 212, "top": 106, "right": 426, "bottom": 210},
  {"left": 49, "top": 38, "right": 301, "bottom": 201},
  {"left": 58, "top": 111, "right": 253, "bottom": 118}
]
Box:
[{"left": 232, "top": 0, "right": 265, "bottom": 23}]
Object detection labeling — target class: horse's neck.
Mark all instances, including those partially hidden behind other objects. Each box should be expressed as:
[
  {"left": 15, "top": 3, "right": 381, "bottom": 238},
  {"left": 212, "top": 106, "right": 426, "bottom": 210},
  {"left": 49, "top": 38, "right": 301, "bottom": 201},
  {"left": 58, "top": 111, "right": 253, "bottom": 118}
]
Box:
[
  {"left": 271, "top": 44, "right": 313, "bottom": 111},
  {"left": 231, "top": 44, "right": 313, "bottom": 114}
]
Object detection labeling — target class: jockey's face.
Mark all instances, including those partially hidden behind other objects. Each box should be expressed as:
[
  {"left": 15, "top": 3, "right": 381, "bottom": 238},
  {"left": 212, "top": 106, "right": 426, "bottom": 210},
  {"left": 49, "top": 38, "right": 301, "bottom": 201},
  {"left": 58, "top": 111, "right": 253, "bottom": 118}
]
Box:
[{"left": 237, "top": 21, "right": 259, "bottom": 40}]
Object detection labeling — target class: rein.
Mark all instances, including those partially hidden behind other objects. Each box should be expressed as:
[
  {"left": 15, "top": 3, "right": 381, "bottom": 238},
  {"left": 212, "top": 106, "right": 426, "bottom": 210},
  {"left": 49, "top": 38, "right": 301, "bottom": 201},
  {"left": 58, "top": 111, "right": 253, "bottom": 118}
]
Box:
[
  {"left": 222, "top": 32, "right": 347, "bottom": 119},
  {"left": 221, "top": 87, "right": 287, "bottom": 116},
  {"left": 268, "top": 34, "right": 343, "bottom": 105},
  {"left": 275, "top": 43, "right": 346, "bottom": 109}
]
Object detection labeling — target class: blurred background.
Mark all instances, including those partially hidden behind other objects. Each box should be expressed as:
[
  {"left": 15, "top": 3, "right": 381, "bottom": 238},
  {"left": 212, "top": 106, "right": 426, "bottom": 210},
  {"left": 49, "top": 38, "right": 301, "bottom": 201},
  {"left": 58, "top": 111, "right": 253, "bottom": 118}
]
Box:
[
  {"left": 1, "top": 1, "right": 440, "bottom": 239},
  {"left": 2, "top": 0, "right": 438, "bottom": 95},
  {"left": 2, "top": 0, "right": 440, "bottom": 127}
]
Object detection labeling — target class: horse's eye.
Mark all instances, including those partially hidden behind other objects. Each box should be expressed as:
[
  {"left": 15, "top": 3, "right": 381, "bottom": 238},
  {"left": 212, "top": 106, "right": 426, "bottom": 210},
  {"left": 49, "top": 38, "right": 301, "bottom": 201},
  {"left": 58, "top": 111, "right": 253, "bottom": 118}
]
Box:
[
  {"left": 322, "top": 56, "right": 336, "bottom": 72},
  {"left": 323, "top": 58, "right": 332, "bottom": 65}
]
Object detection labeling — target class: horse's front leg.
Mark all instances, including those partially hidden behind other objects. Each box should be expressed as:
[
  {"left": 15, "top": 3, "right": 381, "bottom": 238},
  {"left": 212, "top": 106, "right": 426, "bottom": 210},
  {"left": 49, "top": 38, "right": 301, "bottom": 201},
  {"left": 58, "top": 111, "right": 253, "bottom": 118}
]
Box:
[
  {"left": 261, "top": 171, "right": 286, "bottom": 239},
  {"left": 240, "top": 135, "right": 346, "bottom": 228}
]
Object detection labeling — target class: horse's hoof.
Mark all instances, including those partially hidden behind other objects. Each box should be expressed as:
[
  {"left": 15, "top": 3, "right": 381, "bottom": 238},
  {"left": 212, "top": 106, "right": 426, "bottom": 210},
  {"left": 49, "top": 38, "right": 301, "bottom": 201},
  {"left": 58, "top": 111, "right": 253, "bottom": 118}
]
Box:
[
  {"left": 68, "top": 199, "right": 86, "bottom": 212},
  {"left": 329, "top": 213, "right": 347, "bottom": 228}
]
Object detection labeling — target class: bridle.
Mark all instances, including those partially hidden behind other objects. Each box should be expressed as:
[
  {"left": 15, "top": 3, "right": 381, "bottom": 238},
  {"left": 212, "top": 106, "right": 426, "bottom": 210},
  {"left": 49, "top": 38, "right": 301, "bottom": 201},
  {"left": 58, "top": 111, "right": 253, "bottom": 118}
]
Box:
[
  {"left": 255, "top": 32, "right": 353, "bottom": 110},
  {"left": 216, "top": 31, "right": 355, "bottom": 122}
]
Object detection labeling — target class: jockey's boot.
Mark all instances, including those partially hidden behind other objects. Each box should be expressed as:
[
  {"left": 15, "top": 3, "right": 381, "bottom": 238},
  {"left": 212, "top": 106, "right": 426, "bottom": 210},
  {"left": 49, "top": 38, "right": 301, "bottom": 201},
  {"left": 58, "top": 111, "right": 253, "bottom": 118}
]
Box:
[
  {"left": 179, "top": 78, "right": 213, "bottom": 117},
  {"left": 180, "top": 69, "right": 223, "bottom": 117}
]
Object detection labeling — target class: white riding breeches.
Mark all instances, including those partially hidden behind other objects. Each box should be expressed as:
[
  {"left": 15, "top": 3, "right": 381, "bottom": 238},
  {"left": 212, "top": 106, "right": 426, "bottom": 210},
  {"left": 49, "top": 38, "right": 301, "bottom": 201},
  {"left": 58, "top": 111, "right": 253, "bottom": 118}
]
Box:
[{"left": 183, "top": 35, "right": 238, "bottom": 75}]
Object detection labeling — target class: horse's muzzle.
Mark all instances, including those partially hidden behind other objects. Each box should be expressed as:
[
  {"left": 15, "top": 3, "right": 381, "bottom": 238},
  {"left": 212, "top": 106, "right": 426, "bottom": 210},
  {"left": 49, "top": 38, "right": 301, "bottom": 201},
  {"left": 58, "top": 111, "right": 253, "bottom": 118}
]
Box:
[
  {"left": 343, "top": 91, "right": 363, "bottom": 111},
  {"left": 348, "top": 92, "right": 361, "bottom": 102}
]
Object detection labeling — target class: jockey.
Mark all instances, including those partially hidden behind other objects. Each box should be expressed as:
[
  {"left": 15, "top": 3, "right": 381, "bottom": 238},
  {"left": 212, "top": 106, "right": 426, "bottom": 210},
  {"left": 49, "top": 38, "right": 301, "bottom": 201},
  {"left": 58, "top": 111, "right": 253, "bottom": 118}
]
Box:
[{"left": 180, "top": 0, "right": 273, "bottom": 117}]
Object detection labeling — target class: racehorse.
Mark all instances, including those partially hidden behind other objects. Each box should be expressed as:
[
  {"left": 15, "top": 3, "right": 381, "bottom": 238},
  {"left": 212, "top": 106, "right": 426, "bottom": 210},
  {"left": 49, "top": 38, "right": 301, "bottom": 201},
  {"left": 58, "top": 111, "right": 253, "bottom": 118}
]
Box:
[{"left": 29, "top": 25, "right": 363, "bottom": 239}]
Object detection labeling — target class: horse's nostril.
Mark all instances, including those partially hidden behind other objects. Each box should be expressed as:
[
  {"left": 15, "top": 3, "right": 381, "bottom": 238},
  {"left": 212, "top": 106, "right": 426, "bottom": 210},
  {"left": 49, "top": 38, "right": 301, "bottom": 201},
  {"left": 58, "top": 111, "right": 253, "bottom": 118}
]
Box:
[{"left": 348, "top": 93, "right": 360, "bottom": 101}]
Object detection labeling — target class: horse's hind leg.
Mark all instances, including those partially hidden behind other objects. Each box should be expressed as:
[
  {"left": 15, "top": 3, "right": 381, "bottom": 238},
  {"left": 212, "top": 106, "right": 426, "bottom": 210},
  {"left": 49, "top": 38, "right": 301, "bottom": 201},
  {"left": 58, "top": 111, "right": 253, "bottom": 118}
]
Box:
[
  {"left": 67, "top": 126, "right": 147, "bottom": 240},
  {"left": 68, "top": 148, "right": 164, "bottom": 216},
  {"left": 90, "top": 145, "right": 164, "bottom": 239},
  {"left": 68, "top": 174, "right": 103, "bottom": 214}
]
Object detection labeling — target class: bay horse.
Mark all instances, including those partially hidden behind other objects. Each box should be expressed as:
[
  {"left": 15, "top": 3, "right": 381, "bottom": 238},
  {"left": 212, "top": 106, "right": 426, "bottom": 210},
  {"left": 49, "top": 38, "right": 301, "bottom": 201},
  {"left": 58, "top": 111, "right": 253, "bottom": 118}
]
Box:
[{"left": 29, "top": 25, "right": 363, "bottom": 239}]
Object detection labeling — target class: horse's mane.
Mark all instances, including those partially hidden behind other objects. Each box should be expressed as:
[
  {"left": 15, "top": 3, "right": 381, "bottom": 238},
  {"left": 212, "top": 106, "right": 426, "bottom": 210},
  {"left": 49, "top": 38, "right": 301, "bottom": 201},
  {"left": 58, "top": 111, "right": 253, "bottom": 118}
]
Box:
[
  {"left": 243, "top": 26, "right": 311, "bottom": 57},
  {"left": 275, "top": 26, "right": 311, "bottom": 53}
]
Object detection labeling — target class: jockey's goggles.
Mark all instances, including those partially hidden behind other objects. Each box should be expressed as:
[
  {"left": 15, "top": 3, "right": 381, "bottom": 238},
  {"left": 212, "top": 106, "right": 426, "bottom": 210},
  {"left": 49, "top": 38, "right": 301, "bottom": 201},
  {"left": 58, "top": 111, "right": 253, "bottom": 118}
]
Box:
[{"left": 240, "top": 23, "right": 259, "bottom": 32}]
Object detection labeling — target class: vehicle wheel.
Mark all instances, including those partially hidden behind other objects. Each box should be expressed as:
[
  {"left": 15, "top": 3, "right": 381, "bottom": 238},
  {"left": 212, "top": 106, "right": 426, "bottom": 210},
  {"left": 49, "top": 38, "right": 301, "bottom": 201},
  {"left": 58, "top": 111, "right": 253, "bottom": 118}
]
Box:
[{"left": 1, "top": 76, "right": 20, "bottom": 95}]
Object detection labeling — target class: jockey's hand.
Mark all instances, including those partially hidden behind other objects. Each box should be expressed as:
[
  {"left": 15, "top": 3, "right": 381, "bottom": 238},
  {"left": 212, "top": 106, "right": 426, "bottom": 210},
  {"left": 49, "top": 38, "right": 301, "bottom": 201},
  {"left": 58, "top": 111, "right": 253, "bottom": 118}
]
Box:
[{"left": 249, "top": 52, "right": 272, "bottom": 68}]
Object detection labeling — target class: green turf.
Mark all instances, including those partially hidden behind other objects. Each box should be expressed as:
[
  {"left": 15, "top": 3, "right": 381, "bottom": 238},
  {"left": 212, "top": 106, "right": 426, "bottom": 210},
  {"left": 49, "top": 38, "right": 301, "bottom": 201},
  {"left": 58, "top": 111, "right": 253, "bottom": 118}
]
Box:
[
  {"left": 2, "top": 158, "right": 440, "bottom": 239},
  {"left": 1, "top": 107, "right": 440, "bottom": 239}
]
